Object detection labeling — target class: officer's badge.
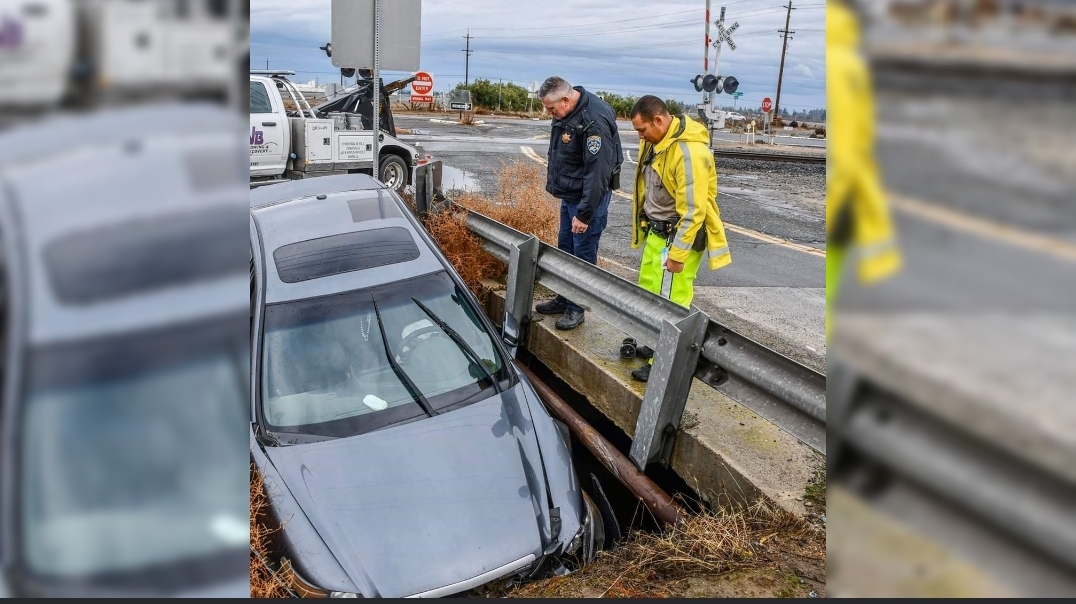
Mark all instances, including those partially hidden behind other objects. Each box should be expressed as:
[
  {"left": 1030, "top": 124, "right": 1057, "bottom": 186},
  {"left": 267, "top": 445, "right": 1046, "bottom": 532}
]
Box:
[
  {"left": 561, "top": 132, "right": 572, "bottom": 144},
  {"left": 586, "top": 135, "right": 601, "bottom": 155}
]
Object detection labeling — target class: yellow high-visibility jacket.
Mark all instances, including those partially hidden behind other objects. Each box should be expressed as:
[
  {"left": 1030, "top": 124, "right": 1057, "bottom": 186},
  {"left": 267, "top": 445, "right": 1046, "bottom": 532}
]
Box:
[
  {"left": 631, "top": 115, "right": 732, "bottom": 270},
  {"left": 827, "top": 0, "right": 901, "bottom": 283}
]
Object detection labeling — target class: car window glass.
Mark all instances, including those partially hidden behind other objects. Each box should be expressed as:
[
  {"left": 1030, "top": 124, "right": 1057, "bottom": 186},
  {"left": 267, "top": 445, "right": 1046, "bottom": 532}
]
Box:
[
  {"left": 259, "top": 271, "right": 508, "bottom": 438},
  {"left": 250, "top": 82, "right": 272, "bottom": 114}
]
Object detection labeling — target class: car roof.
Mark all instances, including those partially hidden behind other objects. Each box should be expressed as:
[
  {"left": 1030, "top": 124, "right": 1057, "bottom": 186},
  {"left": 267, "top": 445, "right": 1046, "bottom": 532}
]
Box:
[
  {"left": 251, "top": 188, "right": 444, "bottom": 305},
  {"left": 0, "top": 103, "right": 249, "bottom": 346},
  {"left": 250, "top": 173, "right": 385, "bottom": 209}
]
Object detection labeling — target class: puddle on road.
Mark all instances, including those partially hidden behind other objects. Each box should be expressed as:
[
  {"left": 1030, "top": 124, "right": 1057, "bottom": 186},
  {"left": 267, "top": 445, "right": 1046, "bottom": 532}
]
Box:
[{"left": 441, "top": 164, "right": 481, "bottom": 192}]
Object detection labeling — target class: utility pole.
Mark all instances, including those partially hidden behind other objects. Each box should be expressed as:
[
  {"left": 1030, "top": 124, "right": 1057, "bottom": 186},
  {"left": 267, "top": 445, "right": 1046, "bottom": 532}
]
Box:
[
  {"left": 462, "top": 30, "right": 473, "bottom": 85},
  {"left": 775, "top": 1, "right": 795, "bottom": 120},
  {"left": 497, "top": 79, "right": 502, "bottom": 112},
  {"left": 265, "top": 57, "right": 269, "bottom": 70}
]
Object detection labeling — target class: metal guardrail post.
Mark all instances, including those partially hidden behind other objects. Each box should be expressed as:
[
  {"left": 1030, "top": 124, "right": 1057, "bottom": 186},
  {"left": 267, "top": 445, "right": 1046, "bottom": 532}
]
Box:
[
  {"left": 629, "top": 310, "right": 709, "bottom": 470},
  {"left": 504, "top": 235, "right": 539, "bottom": 356}
]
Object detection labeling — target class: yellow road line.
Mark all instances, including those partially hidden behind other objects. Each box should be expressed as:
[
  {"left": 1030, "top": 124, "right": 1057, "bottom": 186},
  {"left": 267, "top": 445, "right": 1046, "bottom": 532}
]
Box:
[
  {"left": 725, "top": 224, "right": 826, "bottom": 258},
  {"left": 519, "top": 145, "right": 825, "bottom": 258},
  {"left": 889, "top": 192, "right": 1076, "bottom": 264}
]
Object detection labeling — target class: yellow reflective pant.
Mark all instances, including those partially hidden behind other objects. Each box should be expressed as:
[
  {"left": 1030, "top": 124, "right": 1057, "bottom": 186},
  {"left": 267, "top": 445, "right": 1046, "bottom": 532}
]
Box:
[{"left": 637, "top": 231, "right": 703, "bottom": 364}]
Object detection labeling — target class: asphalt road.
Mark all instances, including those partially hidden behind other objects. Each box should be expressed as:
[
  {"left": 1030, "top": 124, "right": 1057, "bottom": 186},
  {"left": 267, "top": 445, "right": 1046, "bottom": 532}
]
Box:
[{"left": 396, "top": 113, "right": 827, "bottom": 372}]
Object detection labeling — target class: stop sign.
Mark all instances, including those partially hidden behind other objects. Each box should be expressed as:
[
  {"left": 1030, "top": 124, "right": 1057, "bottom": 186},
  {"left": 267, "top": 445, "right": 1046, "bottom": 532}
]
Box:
[
  {"left": 761, "top": 97, "right": 773, "bottom": 113},
  {"left": 411, "top": 71, "right": 433, "bottom": 95}
]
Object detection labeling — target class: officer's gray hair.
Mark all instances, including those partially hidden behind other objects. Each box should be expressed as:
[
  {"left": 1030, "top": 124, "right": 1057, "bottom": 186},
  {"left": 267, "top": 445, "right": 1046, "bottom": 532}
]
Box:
[{"left": 538, "top": 76, "right": 572, "bottom": 101}]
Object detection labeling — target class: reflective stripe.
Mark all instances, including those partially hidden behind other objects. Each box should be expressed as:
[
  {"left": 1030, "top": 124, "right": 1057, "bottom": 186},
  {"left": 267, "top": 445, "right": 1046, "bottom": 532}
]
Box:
[
  {"left": 709, "top": 245, "right": 729, "bottom": 257},
  {"left": 672, "top": 238, "right": 693, "bottom": 251},
  {"left": 678, "top": 141, "right": 696, "bottom": 230},
  {"left": 660, "top": 269, "right": 673, "bottom": 297}
]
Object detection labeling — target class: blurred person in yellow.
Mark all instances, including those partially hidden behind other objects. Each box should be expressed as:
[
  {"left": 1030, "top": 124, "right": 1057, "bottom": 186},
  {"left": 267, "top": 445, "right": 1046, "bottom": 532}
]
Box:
[
  {"left": 826, "top": 0, "right": 902, "bottom": 340},
  {"left": 627, "top": 95, "right": 732, "bottom": 382}
]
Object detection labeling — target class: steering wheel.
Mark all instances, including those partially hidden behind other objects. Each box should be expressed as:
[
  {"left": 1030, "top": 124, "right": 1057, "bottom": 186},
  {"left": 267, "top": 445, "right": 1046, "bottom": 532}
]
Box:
[{"left": 397, "top": 325, "right": 449, "bottom": 365}]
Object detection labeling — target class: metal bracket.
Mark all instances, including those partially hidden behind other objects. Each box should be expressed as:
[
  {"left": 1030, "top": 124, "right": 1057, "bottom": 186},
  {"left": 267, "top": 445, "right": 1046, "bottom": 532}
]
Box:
[
  {"left": 503, "top": 235, "right": 539, "bottom": 357},
  {"left": 629, "top": 310, "right": 709, "bottom": 470}
]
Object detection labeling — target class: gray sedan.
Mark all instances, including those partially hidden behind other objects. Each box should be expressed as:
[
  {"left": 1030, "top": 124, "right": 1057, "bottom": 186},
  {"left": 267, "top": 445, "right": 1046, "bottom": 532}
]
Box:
[{"left": 249, "top": 175, "right": 615, "bottom": 598}]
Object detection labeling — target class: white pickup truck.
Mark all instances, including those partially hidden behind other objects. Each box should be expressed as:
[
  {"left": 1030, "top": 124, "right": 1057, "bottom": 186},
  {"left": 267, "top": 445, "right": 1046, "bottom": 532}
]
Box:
[{"left": 249, "top": 70, "right": 427, "bottom": 193}]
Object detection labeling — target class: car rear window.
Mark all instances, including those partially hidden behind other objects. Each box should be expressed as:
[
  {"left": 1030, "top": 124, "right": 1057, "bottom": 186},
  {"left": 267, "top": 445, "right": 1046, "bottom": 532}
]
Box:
[
  {"left": 273, "top": 227, "right": 420, "bottom": 284},
  {"left": 43, "top": 205, "right": 248, "bottom": 305}
]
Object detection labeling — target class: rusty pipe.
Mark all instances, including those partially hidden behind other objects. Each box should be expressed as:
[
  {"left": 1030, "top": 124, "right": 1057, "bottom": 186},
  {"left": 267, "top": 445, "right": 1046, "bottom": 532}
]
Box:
[{"left": 519, "top": 364, "right": 686, "bottom": 527}]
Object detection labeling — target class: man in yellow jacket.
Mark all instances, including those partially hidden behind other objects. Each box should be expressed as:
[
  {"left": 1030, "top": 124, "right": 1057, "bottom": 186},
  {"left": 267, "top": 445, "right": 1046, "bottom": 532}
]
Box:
[
  {"left": 627, "top": 95, "right": 732, "bottom": 382},
  {"left": 827, "top": 0, "right": 902, "bottom": 340}
]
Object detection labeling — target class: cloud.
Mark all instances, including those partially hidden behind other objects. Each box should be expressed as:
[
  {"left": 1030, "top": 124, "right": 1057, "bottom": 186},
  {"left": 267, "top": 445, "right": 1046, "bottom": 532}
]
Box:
[{"left": 250, "top": 0, "right": 826, "bottom": 110}]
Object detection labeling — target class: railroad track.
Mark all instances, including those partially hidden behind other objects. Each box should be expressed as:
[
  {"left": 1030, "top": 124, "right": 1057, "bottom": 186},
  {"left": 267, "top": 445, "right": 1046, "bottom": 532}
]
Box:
[{"left": 712, "top": 148, "right": 826, "bottom": 164}]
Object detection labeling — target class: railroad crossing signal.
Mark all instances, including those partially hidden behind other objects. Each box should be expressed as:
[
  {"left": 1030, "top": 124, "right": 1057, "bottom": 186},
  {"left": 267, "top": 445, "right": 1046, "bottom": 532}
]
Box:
[{"left": 691, "top": 74, "right": 739, "bottom": 95}]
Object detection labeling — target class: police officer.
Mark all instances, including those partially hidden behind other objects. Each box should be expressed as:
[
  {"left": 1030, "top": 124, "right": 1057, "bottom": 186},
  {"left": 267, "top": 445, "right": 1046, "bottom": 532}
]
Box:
[{"left": 533, "top": 76, "right": 623, "bottom": 331}]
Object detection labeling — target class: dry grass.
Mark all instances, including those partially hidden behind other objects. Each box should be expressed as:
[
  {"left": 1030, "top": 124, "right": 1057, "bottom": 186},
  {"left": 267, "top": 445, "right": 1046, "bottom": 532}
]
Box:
[
  {"left": 501, "top": 499, "right": 819, "bottom": 598},
  {"left": 420, "top": 158, "right": 559, "bottom": 299},
  {"left": 250, "top": 466, "right": 293, "bottom": 599}
]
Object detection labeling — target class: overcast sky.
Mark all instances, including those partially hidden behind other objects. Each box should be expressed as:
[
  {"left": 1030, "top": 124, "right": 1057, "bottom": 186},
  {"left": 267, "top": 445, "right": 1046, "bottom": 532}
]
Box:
[{"left": 250, "top": 0, "right": 826, "bottom": 112}]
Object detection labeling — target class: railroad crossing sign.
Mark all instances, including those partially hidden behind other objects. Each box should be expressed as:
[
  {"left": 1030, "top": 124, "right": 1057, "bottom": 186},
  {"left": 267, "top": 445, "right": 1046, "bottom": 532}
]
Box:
[
  {"left": 715, "top": 19, "right": 738, "bottom": 51},
  {"left": 761, "top": 97, "right": 773, "bottom": 113}
]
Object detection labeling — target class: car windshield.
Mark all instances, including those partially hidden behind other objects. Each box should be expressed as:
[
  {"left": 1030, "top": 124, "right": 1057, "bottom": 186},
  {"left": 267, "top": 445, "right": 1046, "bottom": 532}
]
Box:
[
  {"left": 260, "top": 271, "right": 509, "bottom": 439},
  {"left": 18, "top": 315, "right": 249, "bottom": 588}
]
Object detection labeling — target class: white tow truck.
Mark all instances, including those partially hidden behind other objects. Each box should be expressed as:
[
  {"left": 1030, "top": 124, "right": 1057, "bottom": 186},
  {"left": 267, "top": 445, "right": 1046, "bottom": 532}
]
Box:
[{"left": 249, "top": 69, "right": 436, "bottom": 196}]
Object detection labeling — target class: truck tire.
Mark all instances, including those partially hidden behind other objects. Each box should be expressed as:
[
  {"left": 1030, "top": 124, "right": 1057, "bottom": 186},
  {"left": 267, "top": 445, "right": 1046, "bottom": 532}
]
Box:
[{"left": 378, "top": 155, "right": 408, "bottom": 192}]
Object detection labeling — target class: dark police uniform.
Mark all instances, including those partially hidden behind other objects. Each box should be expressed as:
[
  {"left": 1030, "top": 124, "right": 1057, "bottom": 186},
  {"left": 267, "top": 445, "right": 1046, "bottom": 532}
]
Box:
[{"left": 543, "top": 86, "right": 623, "bottom": 317}]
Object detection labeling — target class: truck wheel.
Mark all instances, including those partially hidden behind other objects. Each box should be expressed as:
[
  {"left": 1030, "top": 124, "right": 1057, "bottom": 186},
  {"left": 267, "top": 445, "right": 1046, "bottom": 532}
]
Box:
[{"left": 378, "top": 155, "right": 408, "bottom": 192}]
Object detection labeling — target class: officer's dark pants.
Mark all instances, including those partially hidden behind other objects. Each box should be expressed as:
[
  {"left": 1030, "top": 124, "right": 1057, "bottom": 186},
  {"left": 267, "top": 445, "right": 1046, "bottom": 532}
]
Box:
[{"left": 554, "top": 190, "right": 611, "bottom": 313}]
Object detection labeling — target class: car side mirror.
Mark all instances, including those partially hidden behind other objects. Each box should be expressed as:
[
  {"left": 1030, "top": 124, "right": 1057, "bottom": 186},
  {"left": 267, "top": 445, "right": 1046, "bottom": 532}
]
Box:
[{"left": 502, "top": 312, "right": 521, "bottom": 351}]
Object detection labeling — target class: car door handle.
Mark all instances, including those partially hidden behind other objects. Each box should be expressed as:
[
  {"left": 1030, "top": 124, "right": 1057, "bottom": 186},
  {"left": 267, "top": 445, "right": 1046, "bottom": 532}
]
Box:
[{"left": 262, "top": 121, "right": 277, "bottom": 127}]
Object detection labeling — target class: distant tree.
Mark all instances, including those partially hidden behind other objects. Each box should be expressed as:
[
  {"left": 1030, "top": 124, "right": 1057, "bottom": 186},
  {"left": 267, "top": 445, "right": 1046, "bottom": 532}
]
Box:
[{"left": 452, "top": 79, "right": 529, "bottom": 112}]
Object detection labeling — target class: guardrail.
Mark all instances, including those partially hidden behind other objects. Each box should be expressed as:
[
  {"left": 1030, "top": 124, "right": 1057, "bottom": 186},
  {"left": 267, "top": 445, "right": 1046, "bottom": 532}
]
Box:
[
  {"left": 829, "top": 352, "right": 1076, "bottom": 575},
  {"left": 462, "top": 209, "right": 826, "bottom": 469}
]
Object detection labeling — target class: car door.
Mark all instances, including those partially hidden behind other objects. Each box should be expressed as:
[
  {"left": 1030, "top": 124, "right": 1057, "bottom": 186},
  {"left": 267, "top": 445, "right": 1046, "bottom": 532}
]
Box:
[{"left": 249, "top": 77, "right": 287, "bottom": 177}]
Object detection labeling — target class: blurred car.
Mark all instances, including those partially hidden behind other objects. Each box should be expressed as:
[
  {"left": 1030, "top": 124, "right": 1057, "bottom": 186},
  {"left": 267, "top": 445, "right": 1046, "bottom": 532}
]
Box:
[
  {"left": 0, "top": 103, "right": 249, "bottom": 597},
  {"left": 249, "top": 174, "right": 615, "bottom": 598}
]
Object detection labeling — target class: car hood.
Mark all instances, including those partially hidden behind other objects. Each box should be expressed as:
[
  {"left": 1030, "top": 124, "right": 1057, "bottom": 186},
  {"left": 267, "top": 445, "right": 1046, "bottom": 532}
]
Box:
[{"left": 265, "top": 393, "right": 546, "bottom": 598}]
